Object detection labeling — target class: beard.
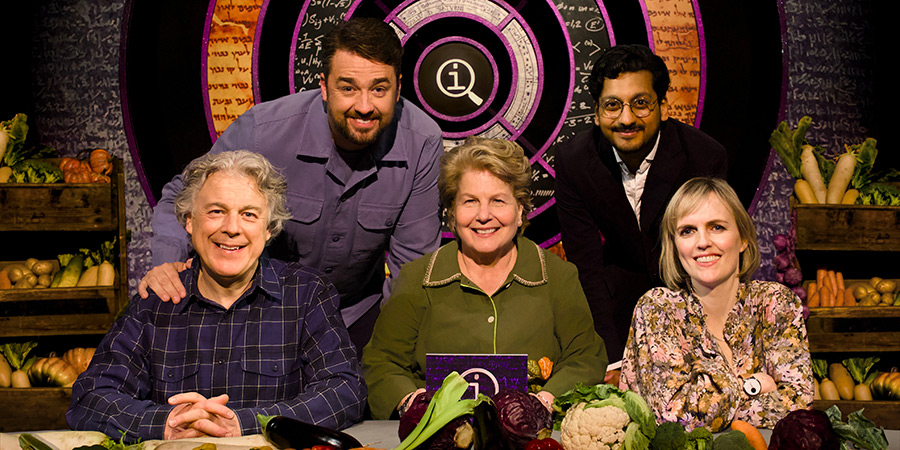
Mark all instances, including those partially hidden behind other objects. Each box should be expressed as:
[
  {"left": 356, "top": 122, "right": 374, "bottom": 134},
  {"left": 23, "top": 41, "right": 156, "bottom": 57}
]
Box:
[{"left": 327, "top": 108, "right": 392, "bottom": 149}]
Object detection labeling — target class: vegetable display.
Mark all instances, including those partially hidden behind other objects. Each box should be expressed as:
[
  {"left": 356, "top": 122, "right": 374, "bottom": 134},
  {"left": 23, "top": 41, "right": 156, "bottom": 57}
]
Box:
[
  {"left": 1, "top": 241, "right": 117, "bottom": 290},
  {"left": 394, "top": 372, "right": 489, "bottom": 450},
  {"left": 0, "top": 113, "right": 61, "bottom": 184},
  {"left": 806, "top": 273, "right": 900, "bottom": 308},
  {"left": 257, "top": 414, "right": 363, "bottom": 450},
  {"left": 769, "top": 116, "right": 891, "bottom": 205},
  {"left": 552, "top": 383, "right": 656, "bottom": 450}
]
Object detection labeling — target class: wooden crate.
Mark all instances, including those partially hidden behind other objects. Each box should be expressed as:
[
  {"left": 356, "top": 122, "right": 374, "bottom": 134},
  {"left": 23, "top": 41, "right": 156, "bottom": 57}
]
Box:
[
  {"left": 812, "top": 400, "right": 900, "bottom": 430},
  {"left": 0, "top": 388, "right": 71, "bottom": 432},
  {"left": 794, "top": 203, "right": 900, "bottom": 252}
]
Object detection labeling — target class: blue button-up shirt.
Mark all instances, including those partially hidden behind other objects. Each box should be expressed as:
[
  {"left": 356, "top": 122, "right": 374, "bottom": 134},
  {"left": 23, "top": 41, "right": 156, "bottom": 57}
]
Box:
[
  {"left": 67, "top": 255, "right": 366, "bottom": 441},
  {"left": 151, "top": 90, "right": 444, "bottom": 326}
]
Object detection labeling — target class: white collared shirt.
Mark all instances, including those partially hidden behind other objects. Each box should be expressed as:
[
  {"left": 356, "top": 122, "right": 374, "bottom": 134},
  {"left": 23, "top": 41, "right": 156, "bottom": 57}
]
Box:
[{"left": 613, "top": 132, "right": 661, "bottom": 228}]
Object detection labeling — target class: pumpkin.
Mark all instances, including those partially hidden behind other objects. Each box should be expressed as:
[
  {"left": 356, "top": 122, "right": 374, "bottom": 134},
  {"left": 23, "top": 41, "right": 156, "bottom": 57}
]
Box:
[
  {"left": 62, "top": 347, "right": 96, "bottom": 375},
  {"left": 28, "top": 356, "right": 79, "bottom": 387}
]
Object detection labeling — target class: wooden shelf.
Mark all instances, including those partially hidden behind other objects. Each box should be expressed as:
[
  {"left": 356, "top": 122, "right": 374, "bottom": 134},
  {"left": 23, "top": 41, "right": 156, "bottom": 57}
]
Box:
[
  {"left": 807, "top": 306, "right": 900, "bottom": 318},
  {"left": 812, "top": 400, "right": 900, "bottom": 429},
  {"left": 0, "top": 159, "right": 127, "bottom": 431},
  {"left": 794, "top": 203, "right": 900, "bottom": 432},
  {"left": 808, "top": 332, "right": 900, "bottom": 352},
  {"left": 794, "top": 203, "right": 900, "bottom": 252},
  {"left": 0, "top": 388, "right": 71, "bottom": 432}
]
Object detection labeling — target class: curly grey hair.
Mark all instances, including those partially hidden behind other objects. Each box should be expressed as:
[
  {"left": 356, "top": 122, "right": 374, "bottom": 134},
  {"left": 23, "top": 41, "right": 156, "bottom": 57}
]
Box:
[{"left": 174, "top": 150, "right": 291, "bottom": 243}]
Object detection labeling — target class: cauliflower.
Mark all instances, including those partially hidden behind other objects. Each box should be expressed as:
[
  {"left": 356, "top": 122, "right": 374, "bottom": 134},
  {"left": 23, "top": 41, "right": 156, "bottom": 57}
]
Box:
[{"left": 559, "top": 402, "right": 631, "bottom": 450}]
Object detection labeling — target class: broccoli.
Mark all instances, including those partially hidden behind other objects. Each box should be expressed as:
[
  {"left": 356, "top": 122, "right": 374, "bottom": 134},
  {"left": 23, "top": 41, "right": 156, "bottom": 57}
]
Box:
[
  {"left": 686, "top": 427, "right": 713, "bottom": 450},
  {"left": 650, "top": 421, "right": 688, "bottom": 450},
  {"left": 711, "top": 430, "right": 753, "bottom": 450}
]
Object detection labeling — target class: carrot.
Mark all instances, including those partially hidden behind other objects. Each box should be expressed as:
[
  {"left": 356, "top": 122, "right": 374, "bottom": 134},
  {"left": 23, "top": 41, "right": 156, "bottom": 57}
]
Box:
[
  {"left": 801, "top": 145, "right": 827, "bottom": 203},
  {"left": 0, "top": 269, "right": 11, "bottom": 290},
  {"left": 844, "top": 287, "right": 856, "bottom": 306},
  {"left": 826, "top": 151, "right": 857, "bottom": 204},
  {"left": 731, "top": 419, "right": 767, "bottom": 450},
  {"left": 816, "top": 269, "right": 826, "bottom": 293},
  {"left": 820, "top": 285, "right": 833, "bottom": 307},
  {"left": 808, "top": 292, "right": 820, "bottom": 308},
  {"left": 806, "top": 282, "right": 817, "bottom": 299}
]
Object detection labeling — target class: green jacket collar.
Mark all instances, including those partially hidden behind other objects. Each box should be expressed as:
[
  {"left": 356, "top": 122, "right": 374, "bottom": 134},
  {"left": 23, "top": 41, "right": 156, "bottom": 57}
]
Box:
[{"left": 421, "top": 237, "right": 549, "bottom": 288}]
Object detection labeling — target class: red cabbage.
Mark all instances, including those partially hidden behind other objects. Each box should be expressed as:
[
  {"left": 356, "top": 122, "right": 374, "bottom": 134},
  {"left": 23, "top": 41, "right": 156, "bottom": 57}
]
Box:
[
  {"left": 769, "top": 409, "right": 841, "bottom": 450},
  {"left": 492, "top": 390, "right": 552, "bottom": 448}
]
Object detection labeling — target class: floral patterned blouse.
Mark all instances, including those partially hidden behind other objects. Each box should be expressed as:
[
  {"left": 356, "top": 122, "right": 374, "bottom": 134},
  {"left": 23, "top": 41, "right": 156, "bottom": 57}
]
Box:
[{"left": 619, "top": 280, "right": 813, "bottom": 431}]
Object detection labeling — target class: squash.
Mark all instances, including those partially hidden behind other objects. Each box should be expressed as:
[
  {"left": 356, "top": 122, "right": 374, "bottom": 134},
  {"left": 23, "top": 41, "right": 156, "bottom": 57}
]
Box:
[
  {"left": 62, "top": 347, "right": 96, "bottom": 375},
  {"left": 28, "top": 356, "right": 79, "bottom": 387}
]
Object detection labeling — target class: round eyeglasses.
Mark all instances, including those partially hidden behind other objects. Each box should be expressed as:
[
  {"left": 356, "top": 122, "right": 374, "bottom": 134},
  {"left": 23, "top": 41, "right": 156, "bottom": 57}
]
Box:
[{"left": 598, "top": 97, "right": 659, "bottom": 119}]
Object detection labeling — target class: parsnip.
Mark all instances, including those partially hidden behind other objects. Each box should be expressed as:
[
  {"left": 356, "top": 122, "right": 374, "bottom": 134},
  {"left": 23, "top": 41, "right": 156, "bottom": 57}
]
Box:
[
  {"left": 841, "top": 188, "right": 859, "bottom": 205},
  {"left": 77, "top": 265, "right": 99, "bottom": 286},
  {"left": 826, "top": 152, "right": 856, "bottom": 203},
  {"left": 794, "top": 179, "right": 818, "bottom": 203},
  {"left": 800, "top": 145, "right": 827, "bottom": 203},
  {"left": 98, "top": 261, "right": 115, "bottom": 286}
]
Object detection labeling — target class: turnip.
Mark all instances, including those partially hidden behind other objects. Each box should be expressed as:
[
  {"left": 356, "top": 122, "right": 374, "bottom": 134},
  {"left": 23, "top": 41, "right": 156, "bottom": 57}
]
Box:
[
  {"left": 826, "top": 151, "right": 856, "bottom": 204},
  {"left": 800, "top": 145, "right": 827, "bottom": 203}
]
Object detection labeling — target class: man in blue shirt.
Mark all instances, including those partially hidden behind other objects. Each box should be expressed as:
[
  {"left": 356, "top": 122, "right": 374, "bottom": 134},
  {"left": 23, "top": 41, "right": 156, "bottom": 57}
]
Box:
[
  {"left": 141, "top": 18, "right": 444, "bottom": 353},
  {"left": 68, "top": 151, "right": 365, "bottom": 441}
]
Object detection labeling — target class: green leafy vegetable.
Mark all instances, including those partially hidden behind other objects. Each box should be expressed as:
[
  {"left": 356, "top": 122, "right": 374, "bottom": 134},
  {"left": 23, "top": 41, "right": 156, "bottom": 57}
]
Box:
[
  {"left": 1, "top": 113, "right": 30, "bottom": 167},
  {"left": 843, "top": 357, "right": 880, "bottom": 385},
  {"left": 825, "top": 405, "right": 888, "bottom": 450},
  {"left": 849, "top": 138, "right": 878, "bottom": 189},
  {"left": 9, "top": 158, "right": 63, "bottom": 183},
  {"left": 0, "top": 341, "right": 38, "bottom": 371},
  {"left": 768, "top": 116, "right": 811, "bottom": 179},
  {"left": 394, "top": 371, "right": 488, "bottom": 450},
  {"left": 857, "top": 182, "right": 900, "bottom": 206},
  {"left": 811, "top": 358, "right": 828, "bottom": 380}
]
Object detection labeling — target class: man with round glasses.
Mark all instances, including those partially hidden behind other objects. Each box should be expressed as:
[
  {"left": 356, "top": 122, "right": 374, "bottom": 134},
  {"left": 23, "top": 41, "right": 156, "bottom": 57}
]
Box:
[{"left": 554, "top": 44, "right": 728, "bottom": 384}]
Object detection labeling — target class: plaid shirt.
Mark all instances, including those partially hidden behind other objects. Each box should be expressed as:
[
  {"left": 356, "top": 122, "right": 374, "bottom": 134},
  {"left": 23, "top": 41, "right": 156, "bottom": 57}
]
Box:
[{"left": 67, "top": 254, "right": 365, "bottom": 441}]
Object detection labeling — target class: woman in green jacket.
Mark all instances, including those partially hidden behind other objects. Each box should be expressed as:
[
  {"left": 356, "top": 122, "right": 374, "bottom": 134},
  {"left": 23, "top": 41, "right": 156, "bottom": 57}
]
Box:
[{"left": 362, "top": 137, "right": 608, "bottom": 420}]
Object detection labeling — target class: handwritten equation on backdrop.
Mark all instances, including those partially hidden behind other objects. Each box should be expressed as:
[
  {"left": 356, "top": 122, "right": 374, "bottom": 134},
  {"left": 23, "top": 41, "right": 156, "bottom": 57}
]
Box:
[{"left": 202, "top": 0, "right": 703, "bottom": 248}]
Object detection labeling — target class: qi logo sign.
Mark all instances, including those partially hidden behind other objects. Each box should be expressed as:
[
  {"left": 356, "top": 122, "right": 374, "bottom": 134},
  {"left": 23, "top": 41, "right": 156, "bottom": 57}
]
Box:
[
  {"left": 417, "top": 41, "right": 494, "bottom": 120},
  {"left": 437, "top": 59, "right": 482, "bottom": 105}
]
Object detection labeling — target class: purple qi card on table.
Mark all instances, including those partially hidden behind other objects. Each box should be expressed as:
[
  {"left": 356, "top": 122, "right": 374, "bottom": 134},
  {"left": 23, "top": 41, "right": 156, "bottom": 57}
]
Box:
[{"left": 425, "top": 353, "right": 528, "bottom": 399}]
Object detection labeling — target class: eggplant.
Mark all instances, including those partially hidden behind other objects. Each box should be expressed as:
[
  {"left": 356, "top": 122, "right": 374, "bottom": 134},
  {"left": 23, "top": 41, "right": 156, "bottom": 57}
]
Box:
[
  {"left": 472, "top": 401, "right": 514, "bottom": 450},
  {"left": 258, "top": 414, "right": 363, "bottom": 449}
]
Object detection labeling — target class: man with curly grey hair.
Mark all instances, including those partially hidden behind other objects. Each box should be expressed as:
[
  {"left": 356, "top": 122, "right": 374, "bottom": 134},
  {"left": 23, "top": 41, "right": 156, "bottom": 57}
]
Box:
[{"left": 68, "top": 151, "right": 365, "bottom": 441}]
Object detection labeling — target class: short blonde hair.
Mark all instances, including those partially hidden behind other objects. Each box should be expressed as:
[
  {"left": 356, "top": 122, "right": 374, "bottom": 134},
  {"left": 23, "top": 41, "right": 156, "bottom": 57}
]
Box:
[
  {"left": 439, "top": 137, "right": 533, "bottom": 235},
  {"left": 659, "top": 177, "right": 759, "bottom": 291},
  {"left": 175, "top": 150, "right": 291, "bottom": 244}
]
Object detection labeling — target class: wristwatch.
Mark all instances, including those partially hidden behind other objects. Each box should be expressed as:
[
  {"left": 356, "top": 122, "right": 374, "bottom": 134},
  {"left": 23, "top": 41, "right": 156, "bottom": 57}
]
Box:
[{"left": 743, "top": 376, "right": 762, "bottom": 396}]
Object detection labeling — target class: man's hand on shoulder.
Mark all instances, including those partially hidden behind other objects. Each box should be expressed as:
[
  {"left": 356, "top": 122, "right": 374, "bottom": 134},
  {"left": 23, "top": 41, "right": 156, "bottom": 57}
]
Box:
[
  {"left": 138, "top": 259, "right": 192, "bottom": 302},
  {"left": 164, "top": 392, "right": 240, "bottom": 439}
]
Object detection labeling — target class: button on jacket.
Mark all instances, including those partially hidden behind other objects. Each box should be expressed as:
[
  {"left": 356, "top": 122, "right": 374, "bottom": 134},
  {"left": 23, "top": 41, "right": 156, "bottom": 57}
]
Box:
[
  {"left": 151, "top": 90, "right": 444, "bottom": 326},
  {"left": 67, "top": 254, "right": 366, "bottom": 441},
  {"left": 362, "top": 237, "right": 608, "bottom": 419}
]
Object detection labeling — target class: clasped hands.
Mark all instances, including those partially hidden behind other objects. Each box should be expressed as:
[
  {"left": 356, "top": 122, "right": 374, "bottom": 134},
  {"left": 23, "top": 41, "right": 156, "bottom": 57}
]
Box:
[{"left": 164, "top": 392, "right": 241, "bottom": 440}]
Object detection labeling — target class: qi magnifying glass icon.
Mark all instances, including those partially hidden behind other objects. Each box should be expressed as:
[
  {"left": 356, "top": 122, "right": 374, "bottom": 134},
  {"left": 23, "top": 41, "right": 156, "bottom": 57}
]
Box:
[{"left": 437, "top": 58, "right": 483, "bottom": 106}]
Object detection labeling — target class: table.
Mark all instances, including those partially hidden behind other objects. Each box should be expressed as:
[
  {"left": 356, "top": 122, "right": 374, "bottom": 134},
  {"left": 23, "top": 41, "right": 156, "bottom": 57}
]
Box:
[{"left": 3, "top": 422, "right": 899, "bottom": 449}]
